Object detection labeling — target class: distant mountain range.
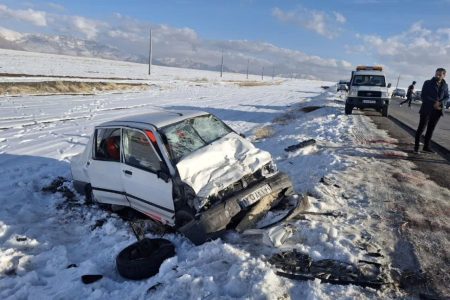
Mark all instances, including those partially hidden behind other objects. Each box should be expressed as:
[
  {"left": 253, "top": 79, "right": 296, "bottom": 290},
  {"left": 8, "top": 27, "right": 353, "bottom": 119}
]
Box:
[
  {"left": 0, "top": 27, "right": 233, "bottom": 73},
  {"left": 0, "top": 27, "right": 145, "bottom": 62}
]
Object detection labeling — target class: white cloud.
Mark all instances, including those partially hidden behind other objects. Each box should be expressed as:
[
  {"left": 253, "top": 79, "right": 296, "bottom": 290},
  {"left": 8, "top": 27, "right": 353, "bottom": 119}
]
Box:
[
  {"left": 71, "top": 16, "right": 104, "bottom": 39},
  {"left": 107, "top": 29, "right": 141, "bottom": 42},
  {"left": 90, "top": 13, "right": 353, "bottom": 79},
  {"left": 0, "top": 4, "right": 47, "bottom": 27},
  {"left": 351, "top": 22, "right": 450, "bottom": 85},
  {"left": 333, "top": 12, "right": 347, "bottom": 24},
  {"left": 0, "top": 26, "right": 23, "bottom": 41},
  {"left": 272, "top": 7, "right": 346, "bottom": 39}
]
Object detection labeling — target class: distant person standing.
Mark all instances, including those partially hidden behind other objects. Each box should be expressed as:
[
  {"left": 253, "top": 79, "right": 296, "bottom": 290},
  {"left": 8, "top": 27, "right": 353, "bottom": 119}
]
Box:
[
  {"left": 414, "top": 68, "right": 449, "bottom": 153},
  {"left": 400, "top": 81, "right": 416, "bottom": 107}
]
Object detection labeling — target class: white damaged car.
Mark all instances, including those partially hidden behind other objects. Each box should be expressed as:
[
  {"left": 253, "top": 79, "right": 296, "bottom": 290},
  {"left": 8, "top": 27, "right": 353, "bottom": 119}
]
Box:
[{"left": 71, "top": 110, "right": 295, "bottom": 244}]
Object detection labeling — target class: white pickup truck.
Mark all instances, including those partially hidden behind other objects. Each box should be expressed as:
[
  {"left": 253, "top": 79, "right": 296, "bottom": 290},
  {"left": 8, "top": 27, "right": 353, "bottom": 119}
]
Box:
[{"left": 345, "top": 66, "right": 391, "bottom": 117}]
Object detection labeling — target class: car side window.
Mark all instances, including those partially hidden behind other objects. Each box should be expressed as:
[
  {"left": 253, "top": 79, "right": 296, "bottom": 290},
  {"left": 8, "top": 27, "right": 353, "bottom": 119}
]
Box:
[
  {"left": 94, "top": 128, "right": 121, "bottom": 161},
  {"left": 123, "top": 129, "right": 161, "bottom": 172}
]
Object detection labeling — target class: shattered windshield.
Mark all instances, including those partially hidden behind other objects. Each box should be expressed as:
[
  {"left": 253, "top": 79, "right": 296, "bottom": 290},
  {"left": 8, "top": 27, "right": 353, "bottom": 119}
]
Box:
[
  {"left": 160, "top": 114, "right": 232, "bottom": 162},
  {"left": 352, "top": 75, "right": 386, "bottom": 87}
]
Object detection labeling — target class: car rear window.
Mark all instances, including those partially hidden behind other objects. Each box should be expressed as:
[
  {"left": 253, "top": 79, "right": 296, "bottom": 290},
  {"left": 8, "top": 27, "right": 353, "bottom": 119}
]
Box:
[{"left": 93, "top": 128, "right": 121, "bottom": 161}]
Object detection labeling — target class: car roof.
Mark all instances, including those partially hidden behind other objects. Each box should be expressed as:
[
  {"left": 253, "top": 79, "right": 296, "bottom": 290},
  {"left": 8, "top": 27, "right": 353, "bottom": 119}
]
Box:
[{"left": 97, "top": 110, "right": 209, "bottom": 129}]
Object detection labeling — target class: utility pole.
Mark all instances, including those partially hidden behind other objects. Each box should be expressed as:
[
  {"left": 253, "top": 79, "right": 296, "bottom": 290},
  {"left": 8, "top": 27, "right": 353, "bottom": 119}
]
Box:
[
  {"left": 262, "top": 67, "right": 264, "bottom": 80},
  {"left": 246, "top": 59, "right": 249, "bottom": 80},
  {"left": 148, "top": 29, "right": 152, "bottom": 75},
  {"left": 220, "top": 49, "right": 224, "bottom": 78},
  {"left": 395, "top": 74, "right": 400, "bottom": 89}
]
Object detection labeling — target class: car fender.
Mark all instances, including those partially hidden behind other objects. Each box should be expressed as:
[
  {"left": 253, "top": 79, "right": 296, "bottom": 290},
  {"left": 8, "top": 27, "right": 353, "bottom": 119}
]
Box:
[{"left": 70, "top": 134, "right": 94, "bottom": 192}]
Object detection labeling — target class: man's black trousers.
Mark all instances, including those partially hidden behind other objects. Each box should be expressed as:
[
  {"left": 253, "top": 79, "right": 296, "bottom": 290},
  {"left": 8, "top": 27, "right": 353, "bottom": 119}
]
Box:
[
  {"left": 415, "top": 110, "right": 441, "bottom": 150},
  {"left": 400, "top": 96, "right": 412, "bottom": 106}
]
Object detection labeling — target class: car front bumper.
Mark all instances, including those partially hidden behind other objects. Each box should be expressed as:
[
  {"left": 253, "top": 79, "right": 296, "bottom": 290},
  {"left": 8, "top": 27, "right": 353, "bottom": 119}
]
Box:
[
  {"left": 346, "top": 97, "right": 389, "bottom": 108},
  {"left": 179, "top": 172, "right": 294, "bottom": 245}
]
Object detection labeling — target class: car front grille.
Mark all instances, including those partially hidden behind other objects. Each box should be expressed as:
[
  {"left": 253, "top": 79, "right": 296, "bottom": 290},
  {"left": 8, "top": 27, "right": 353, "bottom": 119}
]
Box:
[
  {"left": 358, "top": 91, "right": 382, "bottom": 98},
  {"left": 206, "top": 171, "right": 263, "bottom": 208}
]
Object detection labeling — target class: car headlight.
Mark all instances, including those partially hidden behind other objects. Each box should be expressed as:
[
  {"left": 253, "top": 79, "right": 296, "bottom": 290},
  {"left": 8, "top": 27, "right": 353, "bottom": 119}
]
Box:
[
  {"left": 262, "top": 161, "right": 278, "bottom": 177},
  {"left": 349, "top": 88, "right": 358, "bottom": 97},
  {"left": 194, "top": 196, "right": 209, "bottom": 212},
  {"left": 381, "top": 92, "right": 388, "bottom": 98}
]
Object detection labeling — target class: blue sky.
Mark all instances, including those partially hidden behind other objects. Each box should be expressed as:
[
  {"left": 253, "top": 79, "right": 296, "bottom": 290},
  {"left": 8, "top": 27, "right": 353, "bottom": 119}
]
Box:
[{"left": 1, "top": 0, "right": 450, "bottom": 84}]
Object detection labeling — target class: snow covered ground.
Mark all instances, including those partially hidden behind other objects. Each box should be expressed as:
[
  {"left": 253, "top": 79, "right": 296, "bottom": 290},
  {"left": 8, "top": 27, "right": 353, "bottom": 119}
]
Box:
[
  {"left": 1, "top": 53, "right": 448, "bottom": 299},
  {"left": 0, "top": 48, "right": 267, "bottom": 82}
]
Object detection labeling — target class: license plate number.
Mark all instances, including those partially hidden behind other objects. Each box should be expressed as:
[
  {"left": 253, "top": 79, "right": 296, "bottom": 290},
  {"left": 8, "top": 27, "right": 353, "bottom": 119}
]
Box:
[
  {"left": 363, "top": 100, "right": 377, "bottom": 104},
  {"left": 240, "top": 184, "right": 272, "bottom": 207}
]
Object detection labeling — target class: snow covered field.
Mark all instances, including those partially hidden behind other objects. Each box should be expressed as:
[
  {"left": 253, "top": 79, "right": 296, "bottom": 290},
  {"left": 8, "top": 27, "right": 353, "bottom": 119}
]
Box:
[
  {"left": 0, "top": 48, "right": 267, "bottom": 82},
  {"left": 1, "top": 53, "right": 449, "bottom": 299}
]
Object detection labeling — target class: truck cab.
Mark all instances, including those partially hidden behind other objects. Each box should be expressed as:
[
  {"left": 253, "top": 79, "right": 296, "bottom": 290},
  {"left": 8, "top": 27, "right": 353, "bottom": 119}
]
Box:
[{"left": 345, "top": 66, "right": 391, "bottom": 117}]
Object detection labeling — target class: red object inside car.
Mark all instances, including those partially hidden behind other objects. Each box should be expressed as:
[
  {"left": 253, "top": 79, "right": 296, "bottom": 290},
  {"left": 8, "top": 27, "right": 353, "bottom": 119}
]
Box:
[{"left": 106, "top": 137, "right": 120, "bottom": 160}]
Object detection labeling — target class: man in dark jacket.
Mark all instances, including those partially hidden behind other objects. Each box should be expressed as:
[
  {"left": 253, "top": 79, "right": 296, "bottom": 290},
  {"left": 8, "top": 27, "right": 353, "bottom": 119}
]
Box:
[
  {"left": 400, "top": 81, "right": 416, "bottom": 107},
  {"left": 414, "top": 68, "right": 449, "bottom": 153}
]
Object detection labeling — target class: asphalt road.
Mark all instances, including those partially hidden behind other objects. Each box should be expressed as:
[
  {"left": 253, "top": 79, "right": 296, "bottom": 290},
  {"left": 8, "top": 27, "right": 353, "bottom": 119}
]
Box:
[
  {"left": 363, "top": 110, "right": 450, "bottom": 298},
  {"left": 389, "top": 97, "right": 450, "bottom": 151}
]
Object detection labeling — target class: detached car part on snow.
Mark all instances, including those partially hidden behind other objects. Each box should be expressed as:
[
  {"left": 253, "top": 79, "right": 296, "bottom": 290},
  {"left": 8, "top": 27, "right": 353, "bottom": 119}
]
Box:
[
  {"left": 116, "top": 238, "right": 175, "bottom": 280},
  {"left": 71, "top": 110, "right": 295, "bottom": 244}
]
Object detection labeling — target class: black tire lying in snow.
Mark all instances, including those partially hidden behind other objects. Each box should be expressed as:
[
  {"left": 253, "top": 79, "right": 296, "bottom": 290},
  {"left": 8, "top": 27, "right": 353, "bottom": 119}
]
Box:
[{"left": 116, "top": 238, "right": 175, "bottom": 280}]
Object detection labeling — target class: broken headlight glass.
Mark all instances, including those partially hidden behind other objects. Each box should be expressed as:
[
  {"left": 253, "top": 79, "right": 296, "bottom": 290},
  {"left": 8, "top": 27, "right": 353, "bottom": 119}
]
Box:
[{"left": 261, "top": 161, "right": 278, "bottom": 177}]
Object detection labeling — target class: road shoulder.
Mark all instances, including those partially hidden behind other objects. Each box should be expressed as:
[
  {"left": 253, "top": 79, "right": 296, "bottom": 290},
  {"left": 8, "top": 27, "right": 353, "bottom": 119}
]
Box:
[{"left": 367, "top": 112, "right": 450, "bottom": 298}]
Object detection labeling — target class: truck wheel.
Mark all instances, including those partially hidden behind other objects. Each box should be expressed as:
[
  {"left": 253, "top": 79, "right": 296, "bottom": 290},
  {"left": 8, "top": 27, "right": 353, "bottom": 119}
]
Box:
[
  {"left": 382, "top": 106, "right": 389, "bottom": 117},
  {"left": 345, "top": 104, "right": 353, "bottom": 115}
]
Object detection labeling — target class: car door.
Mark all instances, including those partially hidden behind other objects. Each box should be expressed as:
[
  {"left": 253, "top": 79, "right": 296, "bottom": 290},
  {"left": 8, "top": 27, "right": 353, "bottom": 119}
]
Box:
[
  {"left": 87, "top": 127, "right": 128, "bottom": 206},
  {"left": 121, "top": 128, "right": 175, "bottom": 225}
]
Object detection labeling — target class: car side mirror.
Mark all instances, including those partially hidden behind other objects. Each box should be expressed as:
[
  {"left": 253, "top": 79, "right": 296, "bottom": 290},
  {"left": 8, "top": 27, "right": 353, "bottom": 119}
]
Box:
[
  {"left": 157, "top": 161, "right": 171, "bottom": 183},
  {"left": 387, "top": 83, "right": 392, "bottom": 88}
]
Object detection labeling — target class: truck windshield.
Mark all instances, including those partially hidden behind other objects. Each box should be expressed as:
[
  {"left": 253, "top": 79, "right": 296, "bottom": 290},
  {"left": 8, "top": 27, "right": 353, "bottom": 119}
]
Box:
[
  {"left": 160, "top": 114, "right": 233, "bottom": 163},
  {"left": 352, "top": 75, "right": 386, "bottom": 87}
]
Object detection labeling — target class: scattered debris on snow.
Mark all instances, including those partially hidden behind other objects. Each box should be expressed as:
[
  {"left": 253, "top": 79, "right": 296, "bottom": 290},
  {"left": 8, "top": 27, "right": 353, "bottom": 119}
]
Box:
[{"left": 284, "top": 139, "right": 317, "bottom": 152}]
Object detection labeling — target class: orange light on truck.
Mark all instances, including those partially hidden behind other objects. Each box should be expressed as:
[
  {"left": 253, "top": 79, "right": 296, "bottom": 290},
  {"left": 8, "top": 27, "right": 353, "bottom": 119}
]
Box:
[{"left": 356, "top": 66, "right": 383, "bottom": 71}]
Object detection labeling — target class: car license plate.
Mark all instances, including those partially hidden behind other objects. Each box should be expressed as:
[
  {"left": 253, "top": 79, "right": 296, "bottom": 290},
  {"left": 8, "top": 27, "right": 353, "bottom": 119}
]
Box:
[
  {"left": 240, "top": 184, "right": 272, "bottom": 208},
  {"left": 363, "top": 100, "right": 377, "bottom": 104}
]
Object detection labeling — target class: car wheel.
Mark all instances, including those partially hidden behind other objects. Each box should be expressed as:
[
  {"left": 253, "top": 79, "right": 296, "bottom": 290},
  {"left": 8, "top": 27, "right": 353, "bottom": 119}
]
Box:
[
  {"left": 345, "top": 104, "right": 353, "bottom": 115},
  {"left": 85, "top": 184, "right": 94, "bottom": 205},
  {"left": 116, "top": 238, "right": 175, "bottom": 280},
  {"left": 175, "top": 209, "right": 195, "bottom": 228},
  {"left": 382, "top": 106, "right": 389, "bottom": 117}
]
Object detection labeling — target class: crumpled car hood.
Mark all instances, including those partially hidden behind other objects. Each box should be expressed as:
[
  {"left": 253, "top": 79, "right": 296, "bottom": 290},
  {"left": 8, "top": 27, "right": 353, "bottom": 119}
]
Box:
[{"left": 176, "top": 132, "right": 272, "bottom": 202}]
